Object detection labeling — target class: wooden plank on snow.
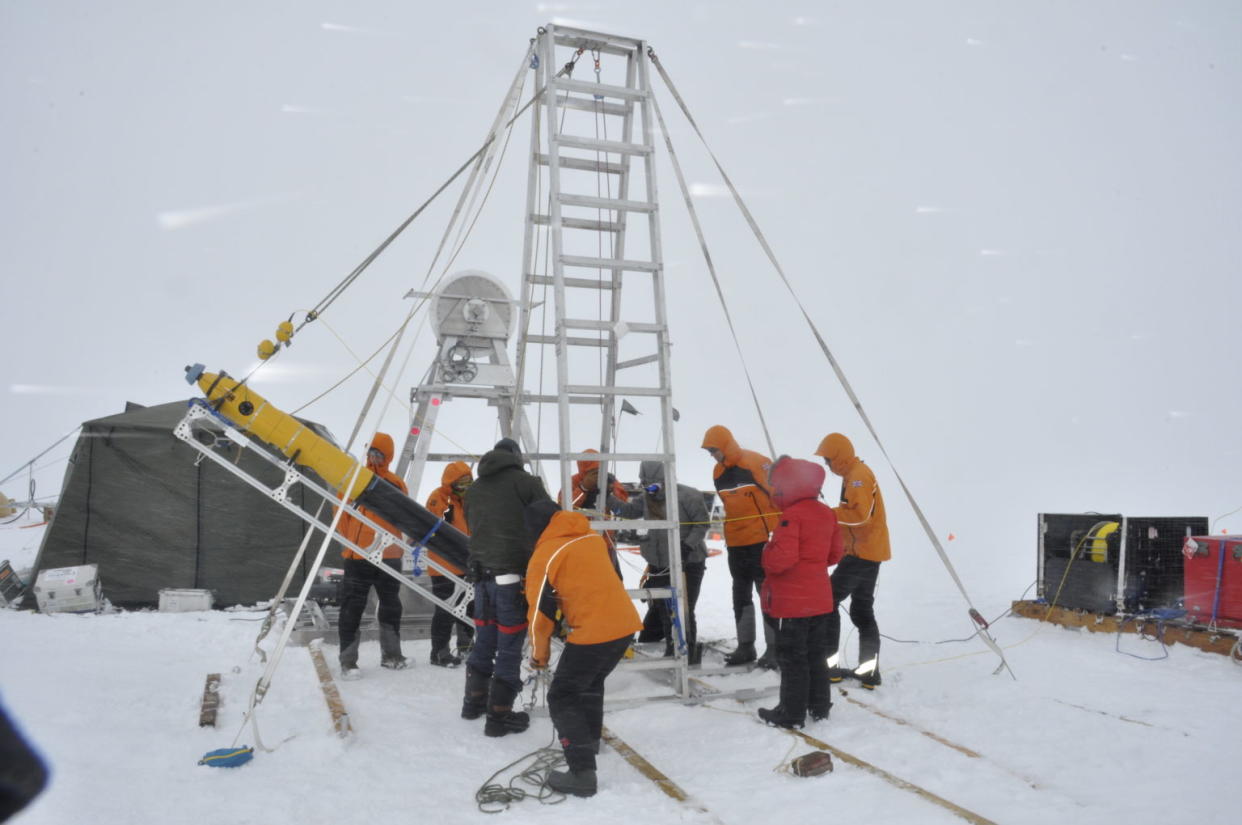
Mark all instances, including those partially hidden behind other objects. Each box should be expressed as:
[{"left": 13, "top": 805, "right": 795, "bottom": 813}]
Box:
[
  {"left": 198, "top": 673, "right": 221, "bottom": 728},
  {"left": 308, "top": 639, "right": 352, "bottom": 738}
]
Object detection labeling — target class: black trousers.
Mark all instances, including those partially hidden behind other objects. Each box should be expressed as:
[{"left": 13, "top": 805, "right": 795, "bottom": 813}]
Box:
[
  {"left": 767, "top": 613, "right": 831, "bottom": 723},
  {"left": 727, "top": 543, "right": 766, "bottom": 638},
  {"left": 429, "top": 574, "right": 474, "bottom": 651},
  {"left": 338, "top": 558, "right": 403, "bottom": 666},
  {"left": 826, "top": 555, "right": 881, "bottom": 667},
  {"left": 548, "top": 636, "right": 631, "bottom": 772},
  {"left": 638, "top": 562, "right": 705, "bottom": 649}
]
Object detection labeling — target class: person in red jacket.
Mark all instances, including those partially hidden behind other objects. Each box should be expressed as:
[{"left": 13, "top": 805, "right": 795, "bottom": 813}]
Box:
[
  {"left": 336, "top": 432, "right": 409, "bottom": 677},
  {"left": 757, "top": 456, "right": 844, "bottom": 728},
  {"left": 424, "top": 461, "right": 475, "bottom": 667}
]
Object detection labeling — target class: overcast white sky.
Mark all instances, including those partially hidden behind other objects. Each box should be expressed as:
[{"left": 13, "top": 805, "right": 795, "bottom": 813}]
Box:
[{"left": 2, "top": 1, "right": 1239, "bottom": 602}]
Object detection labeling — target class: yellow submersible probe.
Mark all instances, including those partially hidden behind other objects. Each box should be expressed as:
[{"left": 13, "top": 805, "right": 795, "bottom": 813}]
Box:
[{"left": 183, "top": 363, "right": 469, "bottom": 569}]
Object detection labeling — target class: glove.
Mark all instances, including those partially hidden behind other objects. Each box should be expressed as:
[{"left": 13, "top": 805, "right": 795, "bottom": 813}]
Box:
[{"left": 529, "top": 656, "right": 548, "bottom": 670}]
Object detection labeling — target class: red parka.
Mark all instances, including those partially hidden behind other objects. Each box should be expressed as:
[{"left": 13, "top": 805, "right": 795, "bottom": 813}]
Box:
[{"left": 759, "top": 456, "right": 844, "bottom": 619}]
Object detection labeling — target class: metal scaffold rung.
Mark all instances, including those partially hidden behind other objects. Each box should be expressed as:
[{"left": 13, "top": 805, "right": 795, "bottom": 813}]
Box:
[
  {"left": 562, "top": 318, "right": 664, "bottom": 333},
  {"left": 565, "top": 384, "right": 668, "bottom": 397},
  {"left": 528, "top": 274, "right": 617, "bottom": 290},
  {"left": 558, "top": 193, "right": 656, "bottom": 213},
  {"left": 555, "top": 96, "right": 630, "bottom": 117},
  {"left": 535, "top": 154, "right": 628, "bottom": 175},
  {"left": 552, "top": 76, "right": 649, "bottom": 101},
  {"left": 616, "top": 353, "right": 660, "bottom": 370},
  {"left": 560, "top": 254, "right": 658, "bottom": 273},
  {"left": 524, "top": 334, "right": 608, "bottom": 348},
  {"left": 531, "top": 214, "right": 623, "bottom": 233},
  {"left": 557, "top": 134, "right": 652, "bottom": 156}
]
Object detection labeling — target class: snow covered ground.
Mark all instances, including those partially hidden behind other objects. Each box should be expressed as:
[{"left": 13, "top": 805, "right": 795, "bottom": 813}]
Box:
[{"left": 2, "top": 512, "right": 1239, "bottom": 825}]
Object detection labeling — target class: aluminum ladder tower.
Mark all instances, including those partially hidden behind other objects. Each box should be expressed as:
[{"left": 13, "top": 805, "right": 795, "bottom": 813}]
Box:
[{"left": 514, "top": 25, "right": 690, "bottom": 698}]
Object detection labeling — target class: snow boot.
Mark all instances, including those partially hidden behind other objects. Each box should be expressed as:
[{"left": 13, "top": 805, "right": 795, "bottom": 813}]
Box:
[
  {"left": 381, "top": 656, "right": 409, "bottom": 670},
  {"left": 758, "top": 705, "right": 804, "bottom": 729},
  {"left": 724, "top": 642, "right": 756, "bottom": 666},
  {"left": 340, "top": 665, "right": 361, "bottom": 681},
  {"left": 461, "top": 666, "right": 489, "bottom": 720},
  {"left": 430, "top": 647, "right": 462, "bottom": 668},
  {"left": 809, "top": 703, "right": 831, "bottom": 723},
  {"left": 827, "top": 666, "right": 852, "bottom": 684},
  {"left": 755, "top": 621, "right": 778, "bottom": 669},
  {"left": 547, "top": 768, "right": 597, "bottom": 798},
  {"left": 483, "top": 679, "right": 530, "bottom": 737},
  {"left": 858, "top": 667, "right": 882, "bottom": 690},
  {"left": 688, "top": 642, "right": 703, "bottom": 667}
]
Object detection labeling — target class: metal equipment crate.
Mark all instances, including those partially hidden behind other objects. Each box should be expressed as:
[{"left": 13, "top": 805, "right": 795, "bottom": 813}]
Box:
[
  {"left": 1038, "top": 514, "right": 1207, "bottom": 615},
  {"left": 1182, "top": 535, "right": 1242, "bottom": 628}
]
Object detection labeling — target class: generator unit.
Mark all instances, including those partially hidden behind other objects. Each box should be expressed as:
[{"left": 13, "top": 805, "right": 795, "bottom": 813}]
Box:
[
  {"left": 1037, "top": 514, "right": 1208, "bottom": 615},
  {"left": 0, "top": 560, "right": 28, "bottom": 608}
]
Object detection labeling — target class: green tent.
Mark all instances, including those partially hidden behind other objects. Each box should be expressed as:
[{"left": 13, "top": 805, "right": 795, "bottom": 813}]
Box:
[{"left": 32, "top": 400, "right": 337, "bottom": 608}]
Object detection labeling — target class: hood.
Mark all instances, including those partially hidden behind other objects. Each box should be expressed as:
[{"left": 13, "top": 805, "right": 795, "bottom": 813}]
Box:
[
  {"left": 638, "top": 460, "right": 665, "bottom": 488},
  {"left": 768, "top": 455, "right": 825, "bottom": 508},
  {"left": 368, "top": 432, "right": 395, "bottom": 468},
  {"left": 701, "top": 425, "right": 742, "bottom": 465},
  {"left": 577, "top": 448, "right": 600, "bottom": 476},
  {"left": 493, "top": 437, "right": 522, "bottom": 456},
  {"left": 814, "top": 432, "right": 855, "bottom": 476},
  {"left": 477, "top": 448, "right": 523, "bottom": 478},
  {"left": 538, "top": 509, "right": 593, "bottom": 544},
  {"left": 639, "top": 460, "right": 666, "bottom": 501},
  {"left": 440, "top": 460, "right": 472, "bottom": 488}
]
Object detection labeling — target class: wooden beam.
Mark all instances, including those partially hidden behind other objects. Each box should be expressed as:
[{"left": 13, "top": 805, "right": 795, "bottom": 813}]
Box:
[
  {"left": 308, "top": 640, "right": 352, "bottom": 738},
  {"left": 198, "top": 673, "right": 221, "bottom": 728},
  {"left": 1011, "top": 600, "right": 1239, "bottom": 656}
]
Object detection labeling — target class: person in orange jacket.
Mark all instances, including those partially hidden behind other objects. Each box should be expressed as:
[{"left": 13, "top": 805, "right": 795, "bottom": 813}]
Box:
[
  {"left": 526, "top": 503, "right": 642, "bottom": 798},
  {"left": 336, "top": 432, "right": 409, "bottom": 677},
  {"left": 424, "top": 461, "right": 475, "bottom": 667},
  {"left": 702, "top": 425, "right": 780, "bottom": 667},
  {"left": 815, "top": 432, "right": 891, "bottom": 689},
  {"left": 559, "top": 448, "right": 629, "bottom": 512}
]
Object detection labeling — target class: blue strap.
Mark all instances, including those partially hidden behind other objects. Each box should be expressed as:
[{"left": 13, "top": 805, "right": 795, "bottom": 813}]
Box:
[{"left": 407, "top": 517, "right": 445, "bottom": 576}]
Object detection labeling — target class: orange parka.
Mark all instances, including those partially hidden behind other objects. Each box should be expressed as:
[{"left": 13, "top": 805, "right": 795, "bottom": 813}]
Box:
[
  {"left": 558, "top": 449, "right": 629, "bottom": 512},
  {"left": 701, "top": 425, "right": 779, "bottom": 548},
  {"left": 815, "top": 433, "right": 891, "bottom": 563},
  {"left": 525, "top": 511, "right": 642, "bottom": 666},
  {"left": 337, "top": 432, "right": 407, "bottom": 560},
  {"left": 424, "top": 461, "right": 471, "bottom": 576}
]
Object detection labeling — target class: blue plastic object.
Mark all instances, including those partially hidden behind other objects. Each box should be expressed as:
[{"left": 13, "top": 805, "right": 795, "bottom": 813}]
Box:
[{"left": 198, "top": 746, "right": 254, "bottom": 768}]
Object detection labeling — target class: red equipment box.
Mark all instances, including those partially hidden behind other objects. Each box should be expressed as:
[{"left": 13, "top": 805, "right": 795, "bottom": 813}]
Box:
[{"left": 1182, "top": 535, "right": 1242, "bottom": 629}]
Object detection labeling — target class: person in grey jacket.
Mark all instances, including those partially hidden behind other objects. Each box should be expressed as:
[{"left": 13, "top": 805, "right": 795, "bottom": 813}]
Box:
[
  {"left": 460, "top": 438, "right": 553, "bottom": 737},
  {"left": 610, "top": 461, "right": 709, "bottom": 664}
]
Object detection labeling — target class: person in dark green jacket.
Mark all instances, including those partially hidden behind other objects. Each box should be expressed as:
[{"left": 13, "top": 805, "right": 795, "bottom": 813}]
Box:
[{"left": 459, "top": 438, "right": 553, "bottom": 737}]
